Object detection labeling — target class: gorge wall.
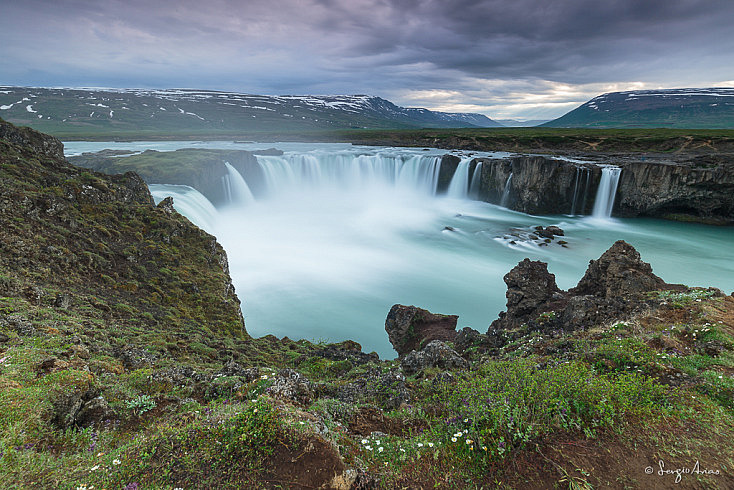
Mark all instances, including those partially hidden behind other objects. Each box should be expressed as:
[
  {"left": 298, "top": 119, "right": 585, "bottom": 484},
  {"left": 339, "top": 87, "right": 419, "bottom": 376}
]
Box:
[
  {"left": 476, "top": 154, "right": 734, "bottom": 223},
  {"left": 69, "top": 148, "right": 267, "bottom": 206}
]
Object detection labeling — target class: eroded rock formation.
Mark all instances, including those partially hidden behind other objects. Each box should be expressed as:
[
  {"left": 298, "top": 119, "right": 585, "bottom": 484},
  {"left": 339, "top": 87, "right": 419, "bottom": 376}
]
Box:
[
  {"left": 385, "top": 304, "right": 458, "bottom": 357},
  {"left": 490, "top": 240, "right": 679, "bottom": 334}
]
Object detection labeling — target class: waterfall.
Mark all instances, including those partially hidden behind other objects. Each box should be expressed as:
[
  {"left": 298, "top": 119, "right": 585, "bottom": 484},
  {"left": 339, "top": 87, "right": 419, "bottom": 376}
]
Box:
[
  {"left": 223, "top": 162, "right": 255, "bottom": 205},
  {"left": 446, "top": 157, "right": 473, "bottom": 198},
  {"left": 256, "top": 153, "right": 442, "bottom": 196},
  {"left": 149, "top": 184, "right": 219, "bottom": 233},
  {"left": 500, "top": 173, "right": 513, "bottom": 208},
  {"left": 468, "top": 162, "right": 483, "bottom": 199},
  {"left": 592, "top": 166, "right": 622, "bottom": 218}
]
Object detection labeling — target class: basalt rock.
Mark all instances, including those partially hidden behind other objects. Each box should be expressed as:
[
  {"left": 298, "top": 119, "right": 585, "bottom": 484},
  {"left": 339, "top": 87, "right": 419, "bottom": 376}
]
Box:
[
  {"left": 490, "top": 241, "right": 673, "bottom": 336},
  {"left": 385, "top": 304, "right": 459, "bottom": 357},
  {"left": 570, "top": 240, "right": 666, "bottom": 298},
  {"left": 400, "top": 340, "right": 469, "bottom": 375}
]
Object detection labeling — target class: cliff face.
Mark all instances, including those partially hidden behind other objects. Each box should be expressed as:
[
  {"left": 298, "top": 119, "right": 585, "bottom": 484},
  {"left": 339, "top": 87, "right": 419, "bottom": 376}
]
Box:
[
  {"left": 616, "top": 159, "right": 734, "bottom": 222},
  {"left": 474, "top": 153, "right": 734, "bottom": 222},
  {"left": 0, "top": 118, "right": 246, "bottom": 336},
  {"left": 478, "top": 155, "right": 602, "bottom": 215},
  {"left": 69, "top": 148, "right": 265, "bottom": 206}
]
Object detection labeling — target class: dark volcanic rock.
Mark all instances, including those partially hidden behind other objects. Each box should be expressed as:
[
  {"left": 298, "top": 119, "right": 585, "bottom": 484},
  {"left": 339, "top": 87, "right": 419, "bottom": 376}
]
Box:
[
  {"left": 400, "top": 340, "right": 469, "bottom": 375},
  {"left": 503, "top": 259, "right": 564, "bottom": 317},
  {"left": 437, "top": 155, "right": 460, "bottom": 193},
  {"left": 490, "top": 241, "right": 673, "bottom": 337},
  {"left": 385, "top": 304, "right": 459, "bottom": 357},
  {"left": 570, "top": 240, "right": 666, "bottom": 298}
]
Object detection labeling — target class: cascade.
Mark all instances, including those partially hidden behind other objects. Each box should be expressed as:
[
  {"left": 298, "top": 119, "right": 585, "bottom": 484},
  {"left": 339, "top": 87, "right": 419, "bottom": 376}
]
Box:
[
  {"left": 500, "top": 173, "right": 513, "bottom": 207},
  {"left": 149, "top": 184, "right": 219, "bottom": 233},
  {"left": 592, "top": 166, "right": 622, "bottom": 218},
  {"left": 446, "top": 157, "right": 473, "bottom": 198},
  {"left": 468, "top": 162, "right": 483, "bottom": 199},
  {"left": 223, "top": 162, "right": 256, "bottom": 205},
  {"left": 255, "top": 153, "right": 442, "bottom": 196}
]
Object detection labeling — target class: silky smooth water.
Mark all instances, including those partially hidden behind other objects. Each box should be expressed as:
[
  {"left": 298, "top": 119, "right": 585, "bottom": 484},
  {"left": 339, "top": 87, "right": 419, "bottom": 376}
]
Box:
[{"left": 64, "top": 141, "right": 734, "bottom": 358}]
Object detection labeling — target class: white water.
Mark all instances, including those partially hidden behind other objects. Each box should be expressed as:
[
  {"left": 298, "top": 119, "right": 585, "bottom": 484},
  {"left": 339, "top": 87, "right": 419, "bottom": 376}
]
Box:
[
  {"left": 469, "top": 162, "right": 483, "bottom": 199},
  {"left": 446, "top": 157, "right": 473, "bottom": 198},
  {"left": 592, "top": 166, "right": 622, "bottom": 218},
  {"left": 149, "top": 184, "right": 219, "bottom": 234},
  {"left": 500, "top": 173, "right": 513, "bottom": 208},
  {"left": 64, "top": 141, "right": 734, "bottom": 359},
  {"left": 223, "top": 162, "right": 255, "bottom": 206}
]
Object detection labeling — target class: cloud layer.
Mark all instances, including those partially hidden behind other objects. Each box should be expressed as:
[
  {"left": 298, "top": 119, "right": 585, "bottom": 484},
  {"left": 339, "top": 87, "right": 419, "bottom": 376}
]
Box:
[{"left": 2, "top": 0, "right": 733, "bottom": 119}]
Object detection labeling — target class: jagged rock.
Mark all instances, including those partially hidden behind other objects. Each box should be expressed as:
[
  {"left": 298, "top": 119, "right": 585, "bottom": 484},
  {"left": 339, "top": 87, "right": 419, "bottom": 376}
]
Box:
[
  {"left": 537, "top": 225, "right": 565, "bottom": 238},
  {"left": 157, "top": 196, "right": 176, "bottom": 214},
  {"left": 502, "top": 259, "right": 565, "bottom": 318},
  {"left": 490, "top": 242, "right": 675, "bottom": 336},
  {"left": 269, "top": 368, "right": 313, "bottom": 405},
  {"left": 453, "top": 327, "right": 485, "bottom": 353},
  {"left": 571, "top": 240, "right": 666, "bottom": 298},
  {"left": 385, "top": 304, "right": 459, "bottom": 357},
  {"left": 400, "top": 340, "right": 469, "bottom": 375}
]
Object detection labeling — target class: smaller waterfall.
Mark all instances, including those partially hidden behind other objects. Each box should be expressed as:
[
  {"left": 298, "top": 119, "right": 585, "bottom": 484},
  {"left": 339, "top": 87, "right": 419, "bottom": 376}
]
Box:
[
  {"left": 592, "top": 166, "right": 622, "bottom": 218},
  {"left": 500, "top": 173, "right": 513, "bottom": 208},
  {"left": 446, "top": 157, "right": 473, "bottom": 198},
  {"left": 468, "top": 162, "right": 483, "bottom": 199},
  {"left": 150, "top": 184, "right": 219, "bottom": 233},
  {"left": 224, "top": 162, "right": 255, "bottom": 205}
]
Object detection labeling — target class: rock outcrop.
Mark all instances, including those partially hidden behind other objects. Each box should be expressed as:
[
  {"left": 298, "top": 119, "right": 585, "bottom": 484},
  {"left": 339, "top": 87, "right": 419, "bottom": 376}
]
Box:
[
  {"left": 0, "top": 118, "right": 246, "bottom": 337},
  {"left": 69, "top": 148, "right": 264, "bottom": 206},
  {"left": 570, "top": 240, "right": 666, "bottom": 298},
  {"left": 490, "top": 241, "right": 675, "bottom": 334},
  {"left": 478, "top": 156, "right": 601, "bottom": 215},
  {"left": 385, "top": 304, "right": 459, "bottom": 357},
  {"left": 616, "top": 158, "right": 734, "bottom": 223},
  {"left": 400, "top": 340, "right": 469, "bottom": 375}
]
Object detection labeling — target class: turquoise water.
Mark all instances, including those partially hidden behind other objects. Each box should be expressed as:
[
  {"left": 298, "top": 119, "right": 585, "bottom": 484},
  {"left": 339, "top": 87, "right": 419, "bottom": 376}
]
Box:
[{"left": 64, "top": 141, "right": 734, "bottom": 358}]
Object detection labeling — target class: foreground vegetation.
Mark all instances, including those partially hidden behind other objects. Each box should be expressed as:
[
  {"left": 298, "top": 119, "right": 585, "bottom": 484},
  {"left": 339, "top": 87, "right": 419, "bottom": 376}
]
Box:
[{"left": 1, "top": 118, "right": 733, "bottom": 488}]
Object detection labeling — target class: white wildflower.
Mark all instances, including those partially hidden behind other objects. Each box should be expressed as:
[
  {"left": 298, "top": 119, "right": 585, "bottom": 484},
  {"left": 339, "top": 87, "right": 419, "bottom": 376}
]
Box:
[
  {"left": 378, "top": 446, "right": 384, "bottom": 453},
  {"left": 112, "top": 459, "right": 121, "bottom": 465}
]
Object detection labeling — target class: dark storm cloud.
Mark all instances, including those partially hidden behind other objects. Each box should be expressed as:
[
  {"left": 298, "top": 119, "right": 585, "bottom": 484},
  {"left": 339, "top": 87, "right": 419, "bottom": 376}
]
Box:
[{"left": 1, "top": 0, "right": 733, "bottom": 118}]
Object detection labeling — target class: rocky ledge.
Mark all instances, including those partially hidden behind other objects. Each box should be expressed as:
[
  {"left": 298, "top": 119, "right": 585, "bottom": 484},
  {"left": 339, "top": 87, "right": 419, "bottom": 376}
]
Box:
[{"left": 476, "top": 154, "right": 734, "bottom": 223}]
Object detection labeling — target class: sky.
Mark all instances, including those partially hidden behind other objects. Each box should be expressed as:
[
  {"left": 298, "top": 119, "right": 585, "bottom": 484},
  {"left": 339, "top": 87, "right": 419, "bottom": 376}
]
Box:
[{"left": 1, "top": 0, "right": 734, "bottom": 121}]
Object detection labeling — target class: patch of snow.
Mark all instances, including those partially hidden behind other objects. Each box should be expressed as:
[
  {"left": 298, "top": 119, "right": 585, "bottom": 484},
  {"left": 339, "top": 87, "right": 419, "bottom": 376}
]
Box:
[
  {"left": 26, "top": 104, "right": 37, "bottom": 113},
  {"left": 90, "top": 112, "right": 95, "bottom": 117},
  {"left": 0, "top": 104, "right": 13, "bottom": 110}
]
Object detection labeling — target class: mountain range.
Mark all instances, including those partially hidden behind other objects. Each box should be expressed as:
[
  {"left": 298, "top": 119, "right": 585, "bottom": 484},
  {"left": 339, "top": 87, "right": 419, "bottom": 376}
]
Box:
[
  {"left": 0, "top": 86, "right": 501, "bottom": 136},
  {"left": 543, "top": 88, "right": 734, "bottom": 128}
]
